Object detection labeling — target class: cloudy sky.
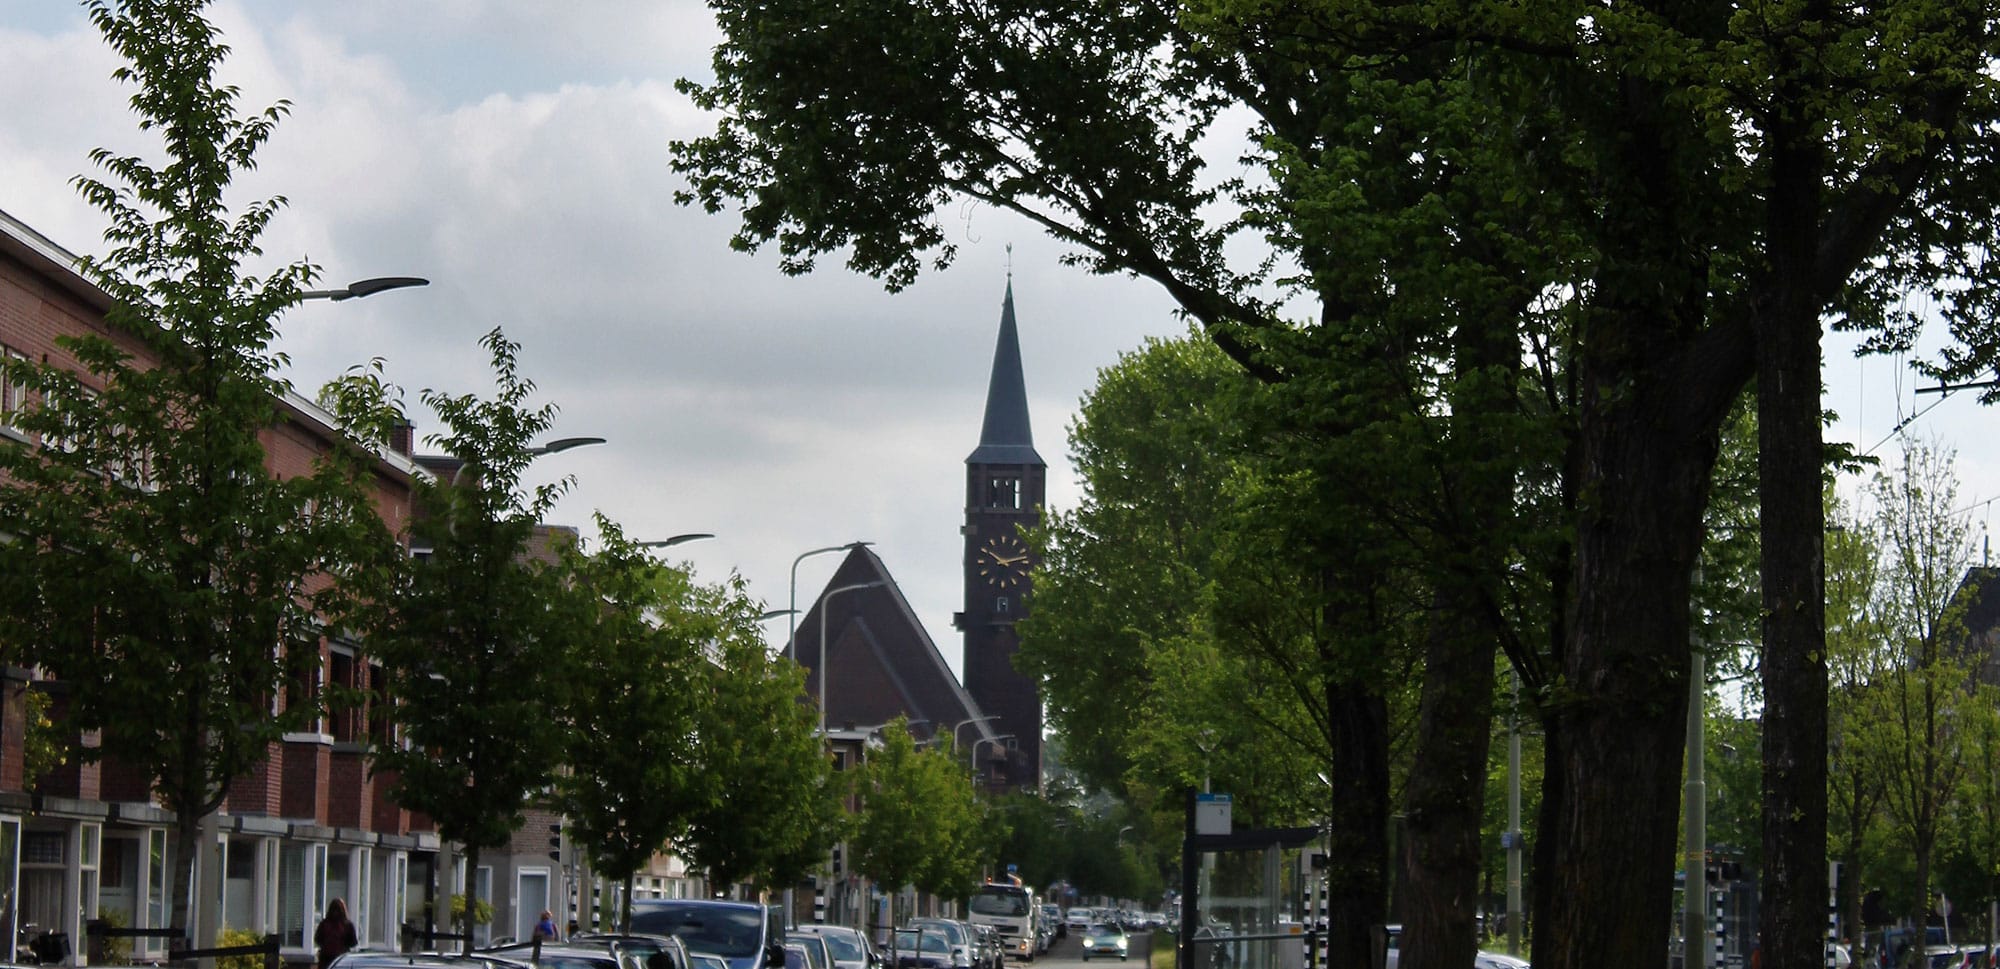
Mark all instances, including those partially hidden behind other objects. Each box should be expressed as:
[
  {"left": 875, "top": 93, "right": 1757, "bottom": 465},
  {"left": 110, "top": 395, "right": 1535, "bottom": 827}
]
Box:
[{"left": 3, "top": 2, "right": 1995, "bottom": 674}]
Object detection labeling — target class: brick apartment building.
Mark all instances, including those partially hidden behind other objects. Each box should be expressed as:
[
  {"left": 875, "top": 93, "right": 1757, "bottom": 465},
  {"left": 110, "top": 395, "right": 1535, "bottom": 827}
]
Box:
[{"left": 0, "top": 205, "right": 451, "bottom": 965}]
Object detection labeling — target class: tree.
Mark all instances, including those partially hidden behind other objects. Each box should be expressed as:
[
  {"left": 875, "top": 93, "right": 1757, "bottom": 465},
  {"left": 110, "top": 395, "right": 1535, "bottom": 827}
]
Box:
[
  {"left": 353, "top": 328, "right": 578, "bottom": 953},
  {"left": 679, "top": 575, "right": 844, "bottom": 895},
  {"left": 0, "top": 0, "right": 395, "bottom": 945},
  {"left": 850, "top": 719, "right": 989, "bottom": 930},
  {"left": 1019, "top": 333, "right": 1358, "bottom": 828},
  {"left": 550, "top": 515, "right": 713, "bottom": 930},
  {"left": 1828, "top": 489, "right": 1888, "bottom": 944},
  {"left": 670, "top": 2, "right": 2000, "bottom": 966},
  {"left": 1847, "top": 441, "right": 1984, "bottom": 932}
]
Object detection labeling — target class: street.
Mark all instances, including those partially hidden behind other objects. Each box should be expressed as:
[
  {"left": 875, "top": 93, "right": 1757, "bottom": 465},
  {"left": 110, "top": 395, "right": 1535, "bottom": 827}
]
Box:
[{"left": 1027, "top": 931, "right": 1156, "bottom": 969}]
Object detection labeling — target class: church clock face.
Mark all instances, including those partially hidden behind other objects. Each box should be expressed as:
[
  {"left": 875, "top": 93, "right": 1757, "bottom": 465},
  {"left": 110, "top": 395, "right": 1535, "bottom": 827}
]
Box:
[{"left": 977, "top": 532, "right": 1031, "bottom": 589}]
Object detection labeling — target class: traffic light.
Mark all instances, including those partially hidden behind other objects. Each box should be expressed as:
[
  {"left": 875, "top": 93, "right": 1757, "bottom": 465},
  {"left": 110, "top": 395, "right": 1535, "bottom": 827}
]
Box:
[{"left": 549, "top": 823, "right": 562, "bottom": 862}]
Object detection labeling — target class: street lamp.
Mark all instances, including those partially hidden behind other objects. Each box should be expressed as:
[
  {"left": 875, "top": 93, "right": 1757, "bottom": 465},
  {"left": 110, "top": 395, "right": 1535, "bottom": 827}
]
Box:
[
  {"left": 818, "top": 580, "right": 885, "bottom": 733},
  {"left": 954, "top": 714, "right": 999, "bottom": 754},
  {"left": 789, "top": 543, "right": 873, "bottom": 656},
  {"left": 448, "top": 437, "right": 606, "bottom": 486},
  {"left": 970, "top": 733, "right": 1014, "bottom": 770},
  {"left": 640, "top": 534, "right": 715, "bottom": 549},
  {"left": 300, "top": 276, "right": 430, "bottom": 301},
  {"left": 1117, "top": 825, "right": 1134, "bottom": 844},
  {"left": 531, "top": 437, "right": 606, "bottom": 457}
]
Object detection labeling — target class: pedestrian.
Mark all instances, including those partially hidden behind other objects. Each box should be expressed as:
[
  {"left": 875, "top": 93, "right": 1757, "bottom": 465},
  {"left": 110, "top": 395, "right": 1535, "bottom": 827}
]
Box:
[
  {"left": 314, "top": 898, "right": 357, "bottom": 969},
  {"left": 535, "top": 909, "right": 559, "bottom": 943}
]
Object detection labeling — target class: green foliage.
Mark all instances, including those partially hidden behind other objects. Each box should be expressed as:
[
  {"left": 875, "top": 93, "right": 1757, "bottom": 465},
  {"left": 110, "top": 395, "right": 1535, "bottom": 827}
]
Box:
[
  {"left": 675, "top": 0, "right": 2000, "bottom": 961},
  {"left": 20, "top": 687, "right": 65, "bottom": 791},
  {"left": 1018, "top": 334, "right": 1351, "bottom": 826},
  {"left": 351, "top": 328, "right": 575, "bottom": 949},
  {"left": 1833, "top": 441, "right": 1991, "bottom": 928},
  {"left": 448, "top": 894, "right": 494, "bottom": 926},
  {"left": 850, "top": 719, "right": 991, "bottom": 910},
  {"left": 677, "top": 575, "right": 844, "bottom": 894},
  {"left": 215, "top": 928, "right": 266, "bottom": 969},
  {"left": 93, "top": 906, "right": 133, "bottom": 965},
  {"left": 0, "top": 0, "right": 396, "bottom": 943},
  {"left": 550, "top": 515, "right": 714, "bottom": 922}
]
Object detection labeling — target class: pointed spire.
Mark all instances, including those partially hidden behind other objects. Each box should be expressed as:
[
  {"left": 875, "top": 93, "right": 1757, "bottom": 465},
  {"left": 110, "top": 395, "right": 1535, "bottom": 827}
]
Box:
[{"left": 967, "top": 280, "right": 1044, "bottom": 466}]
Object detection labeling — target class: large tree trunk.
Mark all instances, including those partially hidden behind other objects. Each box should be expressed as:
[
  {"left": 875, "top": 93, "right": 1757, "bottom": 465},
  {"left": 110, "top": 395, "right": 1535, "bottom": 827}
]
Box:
[
  {"left": 170, "top": 811, "right": 201, "bottom": 951},
  {"left": 1534, "top": 354, "right": 1739, "bottom": 969},
  {"left": 1397, "top": 582, "right": 1496, "bottom": 969},
  {"left": 1400, "top": 290, "right": 1518, "bottom": 969},
  {"left": 1758, "top": 94, "right": 1832, "bottom": 969},
  {"left": 1323, "top": 677, "right": 1390, "bottom": 969}
]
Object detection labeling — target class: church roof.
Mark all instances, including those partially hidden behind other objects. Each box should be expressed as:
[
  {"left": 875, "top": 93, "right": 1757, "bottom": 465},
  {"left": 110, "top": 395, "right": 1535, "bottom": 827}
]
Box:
[
  {"left": 967, "top": 282, "right": 1044, "bottom": 467},
  {"left": 785, "top": 546, "right": 1000, "bottom": 748}
]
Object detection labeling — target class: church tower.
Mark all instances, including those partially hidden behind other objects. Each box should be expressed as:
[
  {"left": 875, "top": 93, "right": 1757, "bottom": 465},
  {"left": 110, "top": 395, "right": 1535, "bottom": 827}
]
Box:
[{"left": 958, "top": 280, "right": 1046, "bottom": 792}]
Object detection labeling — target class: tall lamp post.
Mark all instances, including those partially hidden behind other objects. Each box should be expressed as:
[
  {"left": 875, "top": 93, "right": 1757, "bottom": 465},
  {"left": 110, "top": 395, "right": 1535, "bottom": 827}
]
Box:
[
  {"left": 818, "top": 580, "right": 885, "bottom": 733},
  {"left": 790, "top": 542, "right": 873, "bottom": 655}
]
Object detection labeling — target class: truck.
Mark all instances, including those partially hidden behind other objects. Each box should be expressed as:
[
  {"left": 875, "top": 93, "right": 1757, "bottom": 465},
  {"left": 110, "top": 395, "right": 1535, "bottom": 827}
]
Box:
[{"left": 967, "top": 882, "right": 1040, "bottom": 961}]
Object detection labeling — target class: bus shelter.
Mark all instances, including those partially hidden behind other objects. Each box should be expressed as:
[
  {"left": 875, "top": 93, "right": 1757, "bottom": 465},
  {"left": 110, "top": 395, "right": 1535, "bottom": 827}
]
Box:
[{"left": 1177, "top": 791, "right": 1322, "bottom": 969}]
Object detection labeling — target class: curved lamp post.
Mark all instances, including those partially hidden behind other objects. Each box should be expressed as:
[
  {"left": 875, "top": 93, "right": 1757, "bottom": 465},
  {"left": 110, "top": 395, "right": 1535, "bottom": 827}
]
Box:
[
  {"left": 818, "top": 580, "right": 885, "bottom": 734},
  {"left": 971, "top": 733, "right": 1014, "bottom": 770},
  {"left": 301, "top": 276, "right": 430, "bottom": 301},
  {"left": 954, "top": 714, "right": 999, "bottom": 754},
  {"left": 789, "top": 543, "right": 873, "bottom": 655}
]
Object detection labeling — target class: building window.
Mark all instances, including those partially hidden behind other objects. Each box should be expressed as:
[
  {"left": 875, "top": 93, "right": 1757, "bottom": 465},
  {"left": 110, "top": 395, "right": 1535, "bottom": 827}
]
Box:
[
  {"left": 330, "top": 650, "right": 357, "bottom": 743},
  {"left": 280, "top": 842, "right": 327, "bottom": 949},
  {"left": 224, "top": 837, "right": 257, "bottom": 936},
  {"left": 986, "top": 476, "right": 1020, "bottom": 510},
  {"left": 284, "top": 637, "right": 325, "bottom": 736},
  {"left": 1, "top": 346, "right": 28, "bottom": 436},
  {"left": 367, "top": 664, "right": 392, "bottom": 746}
]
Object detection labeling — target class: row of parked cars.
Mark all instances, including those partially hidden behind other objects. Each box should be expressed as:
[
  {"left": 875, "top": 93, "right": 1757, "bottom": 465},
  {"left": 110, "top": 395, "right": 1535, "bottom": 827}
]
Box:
[
  {"left": 887, "top": 917, "right": 1014, "bottom": 969},
  {"left": 327, "top": 901, "right": 1060, "bottom": 969}
]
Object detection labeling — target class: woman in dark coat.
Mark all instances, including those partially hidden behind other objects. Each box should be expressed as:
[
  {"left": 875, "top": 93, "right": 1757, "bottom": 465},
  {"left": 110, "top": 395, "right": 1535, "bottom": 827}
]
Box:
[{"left": 315, "top": 898, "right": 358, "bottom": 969}]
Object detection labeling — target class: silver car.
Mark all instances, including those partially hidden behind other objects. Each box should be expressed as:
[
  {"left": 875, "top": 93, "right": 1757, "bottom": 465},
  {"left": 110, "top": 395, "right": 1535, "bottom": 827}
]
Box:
[{"left": 791, "top": 926, "right": 873, "bottom": 969}]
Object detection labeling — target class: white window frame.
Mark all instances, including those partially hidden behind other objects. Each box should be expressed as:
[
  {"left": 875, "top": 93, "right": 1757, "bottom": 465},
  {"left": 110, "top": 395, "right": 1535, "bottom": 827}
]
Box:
[{"left": 1, "top": 346, "right": 29, "bottom": 441}]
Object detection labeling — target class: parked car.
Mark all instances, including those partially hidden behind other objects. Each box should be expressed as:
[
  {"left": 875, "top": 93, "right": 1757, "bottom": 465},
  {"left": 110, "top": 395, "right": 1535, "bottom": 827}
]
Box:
[
  {"left": 568, "top": 933, "right": 694, "bottom": 969},
  {"left": 630, "top": 900, "right": 786, "bottom": 969},
  {"left": 783, "top": 944, "right": 813, "bottom": 969},
  {"left": 334, "top": 955, "right": 529, "bottom": 969},
  {"left": 478, "top": 943, "right": 644, "bottom": 969},
  {"left": 971, "top": 926, "right": 1004, "bottom": 969},
  {"left": 1381, "top": 925, "right": 1532, "bottom": 969},
  {"left": 889, "top": 930, "right": 953, "bottom": 969},
  {"left": 689, "top": 954, "right": 730, "bottom": 969},
  {"left": 789, "top": 935, "right": 833, "bottom": 969},
  {"left": 790, "top": 925, "right": 873, "bottom": 969},
  {"left": 1080, "top": 925, "right": 1127, "bottom": 962},
  {"left": 1064, "top": 911, "right": 1093, "bottom": 934},
  {"left": 904, "top": 920, "right": 974, "bottom": 969},
  {"left": 1041, "top": 906, "right": 1064, "bottom": 941}
]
